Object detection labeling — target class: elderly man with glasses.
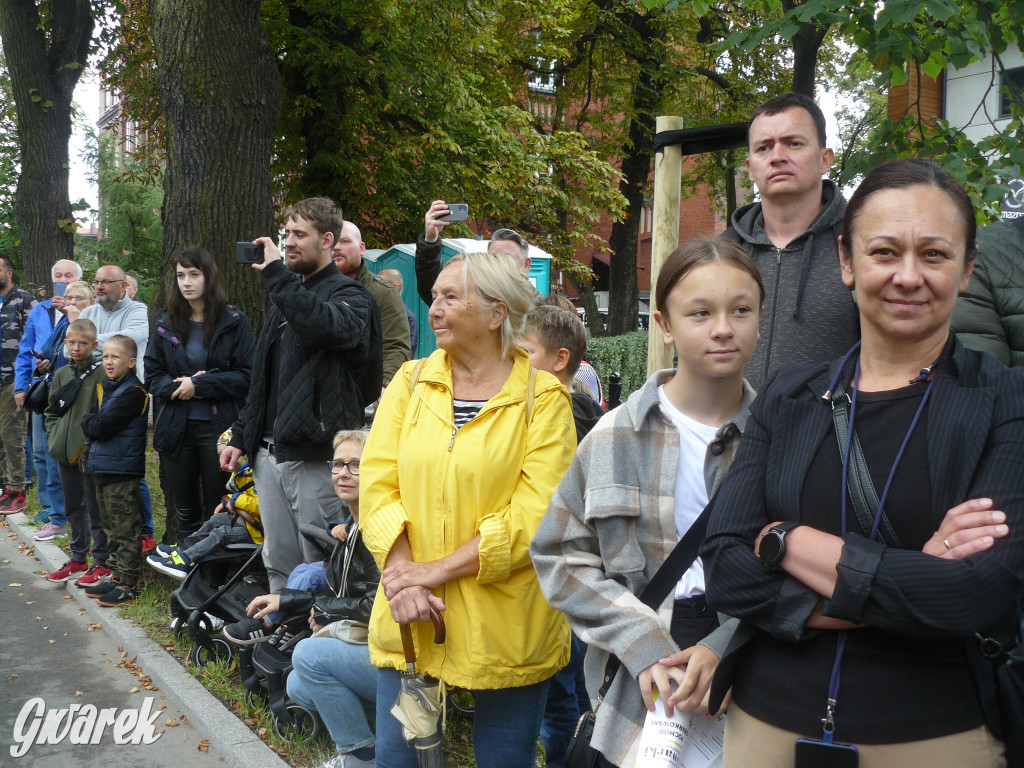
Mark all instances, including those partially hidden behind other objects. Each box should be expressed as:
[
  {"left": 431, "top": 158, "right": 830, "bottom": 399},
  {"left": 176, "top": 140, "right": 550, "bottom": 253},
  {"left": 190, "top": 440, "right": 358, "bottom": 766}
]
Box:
[{"left": 12, "top": 260, "right": 82, "bottom": 534}]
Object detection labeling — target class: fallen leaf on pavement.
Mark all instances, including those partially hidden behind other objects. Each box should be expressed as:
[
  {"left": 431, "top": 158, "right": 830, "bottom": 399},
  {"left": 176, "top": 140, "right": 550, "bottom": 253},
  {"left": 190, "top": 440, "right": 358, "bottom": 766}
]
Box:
[
  {"left": 165, "top": 719, "right": 180, "bottom": 727},
  {"left": 8, "top": 582, "right": 21, "bottom": 587},
  {"left": 198, "top": 740, "right": 210, "bottom": 753},
  {"left": 129, "top": 687, "right": 139, "bottom": 694},
  {"left": 76, "top": 691, "right": 83, "bottom": 696}
]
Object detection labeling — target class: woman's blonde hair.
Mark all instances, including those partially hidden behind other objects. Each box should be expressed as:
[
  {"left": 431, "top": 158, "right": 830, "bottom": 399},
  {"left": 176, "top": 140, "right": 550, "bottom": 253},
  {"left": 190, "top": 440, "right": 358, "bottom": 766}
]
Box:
[
  {"left": 333, "top": 429, "right": 368, "bottom": 450},
  {"left": 65, "top": 280, "right": 95, "bottom": 301},
  {"left": 445, "top": 251, "right": 536, "bottom": 359}
]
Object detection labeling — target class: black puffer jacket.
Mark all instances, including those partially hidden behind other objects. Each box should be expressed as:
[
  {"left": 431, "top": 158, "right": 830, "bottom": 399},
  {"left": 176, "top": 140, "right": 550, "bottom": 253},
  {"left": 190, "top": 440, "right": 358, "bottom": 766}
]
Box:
[
  {"left": 277, "top": 526, "right": 380, "bottom": 625},
  {"left": 952, "top": 220, "right": 1024, "bottom": 367},
  {"left": 146, "top": 307, "right": 255, "bottom": 454},
  {"left": 229, "top": 261, "right": 376, "bottom": 462}
]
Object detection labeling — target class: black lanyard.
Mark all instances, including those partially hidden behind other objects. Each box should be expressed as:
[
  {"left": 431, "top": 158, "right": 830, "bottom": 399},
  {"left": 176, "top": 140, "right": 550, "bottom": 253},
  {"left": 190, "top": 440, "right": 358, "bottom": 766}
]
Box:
[{"left": 822, "top": 345, "right": 937, "bottom": 741}]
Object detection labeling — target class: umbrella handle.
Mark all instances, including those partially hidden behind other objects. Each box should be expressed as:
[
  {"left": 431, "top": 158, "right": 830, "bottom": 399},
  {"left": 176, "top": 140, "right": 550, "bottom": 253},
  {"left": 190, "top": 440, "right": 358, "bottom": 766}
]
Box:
[{"left": 399, "top": 607, "right": 448, "bottom": 665}]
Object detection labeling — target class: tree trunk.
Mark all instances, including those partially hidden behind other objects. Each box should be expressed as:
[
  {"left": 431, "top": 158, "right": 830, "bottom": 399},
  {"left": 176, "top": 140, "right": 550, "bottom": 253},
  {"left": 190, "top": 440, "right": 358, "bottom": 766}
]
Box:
[
  {"left": 606, "top": 11, "right": 667, "bottom": 336},
  {"left": 567, "top": 271, "right": 605, "bottom": 337},
  {"left": 0, "top": 0, "right": 92, "bottom": 291},
  {"left": 785, "top": 0, "right": 830, "bottom": 97},
  {"left": 149, "top": 0, "right": 283, "bottom": 330}
]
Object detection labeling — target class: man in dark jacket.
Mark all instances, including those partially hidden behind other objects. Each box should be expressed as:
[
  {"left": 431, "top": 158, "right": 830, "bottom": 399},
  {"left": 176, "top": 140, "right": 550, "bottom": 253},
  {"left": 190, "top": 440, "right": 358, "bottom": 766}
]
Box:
[
  {"left": 0, "top": 256, "right": 37, "bottom": 514},
  {"left": 221, "top": 197, "right": 379, "bottom": 591},
  {"left": 952, "top": 218, "right": 1024, "bottom": 366},
  {"left": 728, "top": 93, "right": 859, "bottom": 389},
  {"left": 332, "top": 221, "right": 410, "bottom": 387}
]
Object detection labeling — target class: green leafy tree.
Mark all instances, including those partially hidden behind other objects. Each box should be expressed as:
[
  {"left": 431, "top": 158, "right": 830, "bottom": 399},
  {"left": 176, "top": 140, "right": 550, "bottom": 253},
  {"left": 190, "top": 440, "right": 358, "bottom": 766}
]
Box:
[
  {"left": 0, "top": 54, "right": 21, "bottom": 262},
  {"left": 0, "top": 0, "right": 95, "bottom": 288},
  {"left": 77, "top": 128, "right": 162, "bottom": 302}
]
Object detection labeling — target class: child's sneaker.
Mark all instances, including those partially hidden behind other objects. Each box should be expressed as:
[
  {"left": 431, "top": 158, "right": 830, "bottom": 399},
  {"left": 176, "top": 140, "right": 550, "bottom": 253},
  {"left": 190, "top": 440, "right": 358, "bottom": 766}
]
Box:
[
  {"left": 85, "top": 577, "right": 122, "bottom": 600},
  {"left": 141, "top": 535, "right": 156, "bottom": 556},
  {"left": 223, "top": 616, "right": 275, "bottom": 645},
  {"left": 0, "top": 490, "right": 27, "bottom": 514},
  {"left": 34, "top": 522, "right": 67, "bottom": 541},
  {"left": 147, "top": 549, "right": 193, "bottom": 581},
  {"left": 98, "top": 584, "right": 137, "bottom": 607},
  {"left": 75, "top": 563, "right": 111, "bottom": 588},
  {"left": 46, "top": 559, "right": 88, "bottom": 583},
  {"left": 153, "top": 542, "right": 174, "bottom": 558}
]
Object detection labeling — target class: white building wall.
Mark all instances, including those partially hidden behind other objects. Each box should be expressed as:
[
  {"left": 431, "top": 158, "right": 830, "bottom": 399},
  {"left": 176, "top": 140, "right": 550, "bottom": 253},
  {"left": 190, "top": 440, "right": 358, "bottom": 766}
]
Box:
[{"left": 945, "top": 44, "right": 1024, "bottom": 143}]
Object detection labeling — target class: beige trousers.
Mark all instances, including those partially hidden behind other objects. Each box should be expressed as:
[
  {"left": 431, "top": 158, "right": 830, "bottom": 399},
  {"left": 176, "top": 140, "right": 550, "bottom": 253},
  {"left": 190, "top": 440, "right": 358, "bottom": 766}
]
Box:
[{"left": 724, "top": 703, "right": 1006, "bottom": 768}]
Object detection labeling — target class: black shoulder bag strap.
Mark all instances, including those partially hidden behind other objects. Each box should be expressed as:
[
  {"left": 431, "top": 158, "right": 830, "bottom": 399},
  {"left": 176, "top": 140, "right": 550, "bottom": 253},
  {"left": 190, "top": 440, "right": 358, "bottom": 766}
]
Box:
[
  {"left": 828, "top": 371, "right": 901, "bottom": 548},
  {"left": 51, "top": 361, "right": 102, "bottom": 417},
  {"left": 594, "top": 489, "right": 720, "bottom": 701}
]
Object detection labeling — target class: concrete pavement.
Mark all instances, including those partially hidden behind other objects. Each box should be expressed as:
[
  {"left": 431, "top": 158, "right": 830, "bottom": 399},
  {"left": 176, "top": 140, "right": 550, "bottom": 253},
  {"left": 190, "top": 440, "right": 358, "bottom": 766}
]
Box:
[{"left": 0, "top": 511, "right": 290, "bottom": 768}]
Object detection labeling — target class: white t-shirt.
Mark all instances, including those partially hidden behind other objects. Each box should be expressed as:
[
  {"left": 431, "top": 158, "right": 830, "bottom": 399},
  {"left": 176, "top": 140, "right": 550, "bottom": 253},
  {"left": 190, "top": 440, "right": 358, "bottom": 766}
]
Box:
[{"left": 658, "top": 385, "right": 719, "bottom": 599}]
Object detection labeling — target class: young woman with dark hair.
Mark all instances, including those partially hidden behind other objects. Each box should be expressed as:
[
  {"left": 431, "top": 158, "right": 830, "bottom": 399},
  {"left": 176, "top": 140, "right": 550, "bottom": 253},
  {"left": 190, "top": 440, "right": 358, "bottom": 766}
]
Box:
[{"left": 145, "top": 247, "right": 256, "bottom": 542}]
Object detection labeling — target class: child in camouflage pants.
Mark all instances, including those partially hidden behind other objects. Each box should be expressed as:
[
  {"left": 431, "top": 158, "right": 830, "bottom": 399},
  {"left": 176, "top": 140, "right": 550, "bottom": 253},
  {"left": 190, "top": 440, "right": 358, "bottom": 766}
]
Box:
[{"left": 81, "top": 334, "right": 149, "bottom": 607}]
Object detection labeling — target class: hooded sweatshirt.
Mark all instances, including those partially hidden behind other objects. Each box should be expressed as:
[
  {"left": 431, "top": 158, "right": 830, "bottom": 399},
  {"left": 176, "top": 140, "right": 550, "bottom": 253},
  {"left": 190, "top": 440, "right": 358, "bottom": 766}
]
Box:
[
  {"left": 729, "top": 179, "right": 859, "bottom": 389},
  {"left": 80, "top": 296, "right": 150, "bottom": 380}
]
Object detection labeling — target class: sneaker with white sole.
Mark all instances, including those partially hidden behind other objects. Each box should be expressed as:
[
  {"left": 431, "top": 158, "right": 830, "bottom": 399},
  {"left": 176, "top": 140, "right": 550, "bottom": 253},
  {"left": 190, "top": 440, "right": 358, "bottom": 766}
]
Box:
[
  {"left": 75, "top": 563, "right": 111, "bottom": 588},
  {"left": 46, "top": 559, "right": 88, "bottom": 583},
  {"left": 147, "top": 548, "right": 193, "bottom": 580},
  {"left": 223, "top": 616, "right": 276, "bottom": 645},
  {"left": 34, "top": 522, "right": 67, "bottom": 541}
]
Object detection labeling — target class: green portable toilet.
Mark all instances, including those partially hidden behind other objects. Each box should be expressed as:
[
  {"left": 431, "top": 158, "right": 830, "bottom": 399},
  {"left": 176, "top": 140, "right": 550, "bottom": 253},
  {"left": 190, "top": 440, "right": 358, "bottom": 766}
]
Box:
[{"left": 365, "top": 239, "right": 552, "bottom": 358}]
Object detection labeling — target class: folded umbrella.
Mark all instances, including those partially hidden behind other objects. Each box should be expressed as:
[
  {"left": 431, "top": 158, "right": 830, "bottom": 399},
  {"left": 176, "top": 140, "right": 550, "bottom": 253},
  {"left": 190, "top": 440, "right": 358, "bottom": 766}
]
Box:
[{"left": 391, "top": 607, "right": 448, "bottom": 768}]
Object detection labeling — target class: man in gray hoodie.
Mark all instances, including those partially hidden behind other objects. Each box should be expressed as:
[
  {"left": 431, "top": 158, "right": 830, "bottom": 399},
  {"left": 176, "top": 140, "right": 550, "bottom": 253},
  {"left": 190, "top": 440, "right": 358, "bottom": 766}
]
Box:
[
  {"left": 727, "top": 93, "right": 859, "bottom": 389},
  {"left": 80, "top": 265, "right": 150, "bottom": 380}
]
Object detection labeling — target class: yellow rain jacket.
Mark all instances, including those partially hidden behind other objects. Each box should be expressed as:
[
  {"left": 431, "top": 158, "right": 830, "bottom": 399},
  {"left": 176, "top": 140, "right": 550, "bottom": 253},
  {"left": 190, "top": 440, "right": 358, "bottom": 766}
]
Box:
[{"left": 361, "top": 349, "right": 575, "bottom": 689}]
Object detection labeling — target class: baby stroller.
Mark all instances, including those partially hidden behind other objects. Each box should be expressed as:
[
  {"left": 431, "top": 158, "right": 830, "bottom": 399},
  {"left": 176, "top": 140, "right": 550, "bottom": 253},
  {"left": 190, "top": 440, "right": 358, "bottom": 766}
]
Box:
[
  {"left": 168, "top": 531, "right": 268, "bottom": 666},
  {"left": 238, "top": 524, "right": 338, "bottom": 740}
]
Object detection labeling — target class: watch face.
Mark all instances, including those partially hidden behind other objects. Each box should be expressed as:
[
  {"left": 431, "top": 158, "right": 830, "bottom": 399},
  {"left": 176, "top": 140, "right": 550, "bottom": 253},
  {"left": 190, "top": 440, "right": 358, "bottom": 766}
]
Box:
[{"left": 760, "top": 531, "right": 784, "bottom": 566}]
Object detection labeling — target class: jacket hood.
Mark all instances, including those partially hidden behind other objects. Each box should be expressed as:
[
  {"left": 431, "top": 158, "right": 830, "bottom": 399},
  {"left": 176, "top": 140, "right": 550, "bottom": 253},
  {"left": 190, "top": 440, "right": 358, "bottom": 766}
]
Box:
[
  {"left": 731, "top": 178, "right": 845, "bottom": 246},
  {"left": 570, "top": 390, "right": 603, "bottom": 440}
]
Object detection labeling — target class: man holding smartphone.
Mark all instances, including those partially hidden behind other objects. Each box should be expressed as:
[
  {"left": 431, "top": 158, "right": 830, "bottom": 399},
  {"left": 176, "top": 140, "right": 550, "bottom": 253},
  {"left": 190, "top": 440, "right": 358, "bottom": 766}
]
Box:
[
  {"left": 414, "top": 200, "right": 533, "bottom": 307},
  {"left": 12, "top": 259, "right": 82, "bottom": 532}
]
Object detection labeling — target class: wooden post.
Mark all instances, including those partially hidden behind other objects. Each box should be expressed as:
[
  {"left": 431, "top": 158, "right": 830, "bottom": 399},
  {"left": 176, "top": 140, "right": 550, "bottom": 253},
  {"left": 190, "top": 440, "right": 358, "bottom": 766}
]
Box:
[{"left": 647, "top": 115, "right": 684, "bottom": 376}]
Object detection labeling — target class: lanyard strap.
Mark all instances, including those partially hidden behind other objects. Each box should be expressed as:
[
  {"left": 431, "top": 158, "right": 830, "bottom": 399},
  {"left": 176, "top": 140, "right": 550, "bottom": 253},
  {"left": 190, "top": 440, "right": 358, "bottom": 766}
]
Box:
[{"left": 825, "top": 352, "right": 937, "bottom": 738}]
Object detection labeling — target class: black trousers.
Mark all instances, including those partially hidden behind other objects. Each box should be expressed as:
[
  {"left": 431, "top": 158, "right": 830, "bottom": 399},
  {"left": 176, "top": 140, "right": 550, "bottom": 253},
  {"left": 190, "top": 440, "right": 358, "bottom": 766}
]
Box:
[{"left": 162, "top": 420, "right": 228, "bottom": 542}]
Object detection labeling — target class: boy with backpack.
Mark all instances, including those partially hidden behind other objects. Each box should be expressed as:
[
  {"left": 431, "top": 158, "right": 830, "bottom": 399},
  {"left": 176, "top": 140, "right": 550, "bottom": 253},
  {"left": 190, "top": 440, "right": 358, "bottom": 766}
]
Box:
[
  {"left": 80, "top": 334, "right": 149, "bottom": 607},
  {"left": 42, "top": 319, "right": 109, "bottom": 587}
]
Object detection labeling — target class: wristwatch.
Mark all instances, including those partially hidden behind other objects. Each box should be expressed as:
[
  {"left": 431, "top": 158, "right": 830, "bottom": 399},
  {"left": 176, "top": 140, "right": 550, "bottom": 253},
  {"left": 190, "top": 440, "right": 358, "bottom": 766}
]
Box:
[{"left": 758, "top": 521, "right": 801, "bottom": 570}]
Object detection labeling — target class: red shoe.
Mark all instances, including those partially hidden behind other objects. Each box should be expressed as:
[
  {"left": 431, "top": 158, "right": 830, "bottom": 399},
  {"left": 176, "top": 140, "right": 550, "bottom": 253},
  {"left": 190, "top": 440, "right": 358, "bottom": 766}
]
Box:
[
  {"left": 75, "top": 563, "right": 111, "bottom": 588},
  {"left": 0, "top": 490, "right": 27, "bottom": 515},
  {"left": 141, "top": 535, "right": 156, "bottom": 556},
  {"left": 46, "top": 559, "right": 89, "bottom": 583}
]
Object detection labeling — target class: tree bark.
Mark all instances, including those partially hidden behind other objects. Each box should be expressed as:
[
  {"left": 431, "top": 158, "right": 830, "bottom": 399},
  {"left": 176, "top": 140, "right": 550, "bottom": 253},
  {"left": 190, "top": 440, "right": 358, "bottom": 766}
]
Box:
[
  {"left": 149, "top": 0, "right": 283, "bottom": 330},
  {"left": 606, "top": 11, "right": 667, "bottom": 336},
  {"left": 785, "top": 0, "right": 830, "bottom": 97},
  {"left": 0, "top": 0, "right": 92, "bottom": 291}
]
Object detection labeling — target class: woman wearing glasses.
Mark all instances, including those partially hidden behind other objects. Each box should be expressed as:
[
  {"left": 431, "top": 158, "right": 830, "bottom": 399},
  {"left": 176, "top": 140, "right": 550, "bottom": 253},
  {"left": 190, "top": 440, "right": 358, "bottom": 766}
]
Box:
[{"left": 144, "top": 247, "right": 255, "bottom": 542}]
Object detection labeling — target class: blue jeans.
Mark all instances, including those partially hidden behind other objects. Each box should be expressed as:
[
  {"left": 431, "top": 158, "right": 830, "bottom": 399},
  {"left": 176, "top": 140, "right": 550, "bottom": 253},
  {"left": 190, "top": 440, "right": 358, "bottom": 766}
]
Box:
[
  {"left": 265, "top": 562, "right": 328, "bottom": 624},
  {"left": 139, "top": 478, "right": 154, "bottom": 537},
  {"left": 286, "top": 637, "right": 377, "bottom": 753},
  {"left": 376, "top": 667, "right": 549, "bottom": 768},
  {"left": 31, "top": 412, "right": 65, "bottom": 524},
  {"left": 541, "top": 633, "right": 589, "bottom": 768}
]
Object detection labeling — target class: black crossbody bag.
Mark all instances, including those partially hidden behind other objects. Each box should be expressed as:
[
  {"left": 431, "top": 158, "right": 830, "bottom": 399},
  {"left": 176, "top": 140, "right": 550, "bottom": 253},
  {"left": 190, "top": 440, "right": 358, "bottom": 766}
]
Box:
[
  {"left": 48, "top": 361, "right": 102, "bottom": 417},
  {"left": 564, "top": 492, "right": 718, "bottom": 768}
]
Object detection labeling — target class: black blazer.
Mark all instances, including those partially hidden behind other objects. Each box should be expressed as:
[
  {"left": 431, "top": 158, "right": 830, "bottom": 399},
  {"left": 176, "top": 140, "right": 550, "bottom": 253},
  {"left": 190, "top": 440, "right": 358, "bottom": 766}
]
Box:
[{"left": 701, "top": 334, "right": 1024, "bottom": 713}]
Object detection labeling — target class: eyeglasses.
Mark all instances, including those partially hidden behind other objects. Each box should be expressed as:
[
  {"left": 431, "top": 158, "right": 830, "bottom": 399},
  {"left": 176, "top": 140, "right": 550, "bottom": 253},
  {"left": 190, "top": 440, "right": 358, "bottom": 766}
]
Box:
[
  {"left": 92, "top": 279, "right": 123, "bottom": 287},
  {"left": 329, "top": 459, "right": 360, "bottom": 476},
  {"left": 65, "top": 294, "right": 89, "bottom": 302}
]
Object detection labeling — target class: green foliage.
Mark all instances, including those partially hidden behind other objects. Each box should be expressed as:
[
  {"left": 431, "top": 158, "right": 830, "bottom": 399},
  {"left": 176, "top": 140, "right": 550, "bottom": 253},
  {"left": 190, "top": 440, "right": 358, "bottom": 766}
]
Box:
[
  {"left": 78, "top": 127, "right": 163, "bottom": 302},
  {"left": 0, "top": 55, "right": 20, "bottom": 261},
  {"left": 586, "top": 330, "right": 649, "bottom": 401}
]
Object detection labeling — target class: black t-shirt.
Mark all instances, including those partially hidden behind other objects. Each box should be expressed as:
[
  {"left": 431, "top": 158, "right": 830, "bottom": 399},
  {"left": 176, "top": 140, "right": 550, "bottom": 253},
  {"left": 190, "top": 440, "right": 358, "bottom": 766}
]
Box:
[{"left": 734, "top": 374, "right": 985, "bottom": 743}]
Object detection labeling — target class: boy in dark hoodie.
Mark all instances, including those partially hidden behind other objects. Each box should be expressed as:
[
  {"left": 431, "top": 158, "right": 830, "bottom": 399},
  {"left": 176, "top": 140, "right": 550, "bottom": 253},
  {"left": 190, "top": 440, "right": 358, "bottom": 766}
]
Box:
[
  {"left": 520, "top": 303, "right": 601, "bottom": 768},
  {"left": 521, "top": 304, "right": 604, "bottom": 443},
  {"left": 81, "top": 334, "right": 149, "bottom": 607}
]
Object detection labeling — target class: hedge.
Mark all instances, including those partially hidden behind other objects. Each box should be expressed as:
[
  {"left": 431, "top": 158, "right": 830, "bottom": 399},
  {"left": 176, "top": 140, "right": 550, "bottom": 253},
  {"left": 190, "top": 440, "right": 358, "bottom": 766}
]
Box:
[{"left": 585, "top": 331, "right": 649, "bottom": 404}]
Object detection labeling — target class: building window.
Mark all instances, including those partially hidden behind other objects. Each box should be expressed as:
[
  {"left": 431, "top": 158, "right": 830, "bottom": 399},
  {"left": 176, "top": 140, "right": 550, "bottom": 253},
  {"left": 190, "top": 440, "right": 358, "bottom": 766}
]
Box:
[{"left": 1000, "top": 66, "right": 1024, "bottom": 119}]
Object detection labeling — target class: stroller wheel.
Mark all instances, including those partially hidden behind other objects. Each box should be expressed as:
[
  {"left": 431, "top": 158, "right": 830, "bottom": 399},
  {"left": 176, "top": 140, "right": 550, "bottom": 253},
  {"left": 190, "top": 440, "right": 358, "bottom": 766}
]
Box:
[
  {"left": 191, "top": 636, "right": 233, "bottom": 666},
  {"left": 244, "top": 683, "right": 267, "bottom": 708},
  {"left": 272, "top": 703, "right": 322, "bottom": 743},
  {"left": 448, "top": 687, "right": 476, "bottom": 719}
]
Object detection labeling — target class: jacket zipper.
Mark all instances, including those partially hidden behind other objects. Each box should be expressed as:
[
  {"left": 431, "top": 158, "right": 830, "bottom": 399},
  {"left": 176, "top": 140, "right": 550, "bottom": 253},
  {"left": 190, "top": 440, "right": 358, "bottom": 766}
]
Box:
[{"left": 762, "top": 246, "right": 784, "bottom": 382}]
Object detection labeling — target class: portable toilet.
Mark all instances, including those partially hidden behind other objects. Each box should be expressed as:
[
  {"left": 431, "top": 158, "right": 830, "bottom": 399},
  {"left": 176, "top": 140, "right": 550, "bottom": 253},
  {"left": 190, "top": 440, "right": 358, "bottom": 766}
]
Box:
[{"left": 365, "top": 239, "right": 552, "bottom": 358}]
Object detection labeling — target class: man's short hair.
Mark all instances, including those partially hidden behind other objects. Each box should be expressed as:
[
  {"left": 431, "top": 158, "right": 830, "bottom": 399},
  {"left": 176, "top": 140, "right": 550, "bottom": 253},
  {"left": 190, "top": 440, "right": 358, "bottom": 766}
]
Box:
[
  {"left": 52, "top": 260, "right": 83, "bottom": 281},
  {"left": 749, "top": 92, "right": 827, "bottom": 149},
  {"left": 66, "top": 318, "right": 97, "bottom": 342},
  {"left": 285, "top": 197, "right": 344, "bottom": 243},
  {"left": 523, "top": 305, "right": 587, "bottom": 378},
  {"left": 106, "top": 333, "right": 137, "bottom": 359},
  {"left": 0, "top": 255, "right": 15, "bottom": 273},
  {"left": 491, "top": 228, "right": 529, "bottom": 262}
]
